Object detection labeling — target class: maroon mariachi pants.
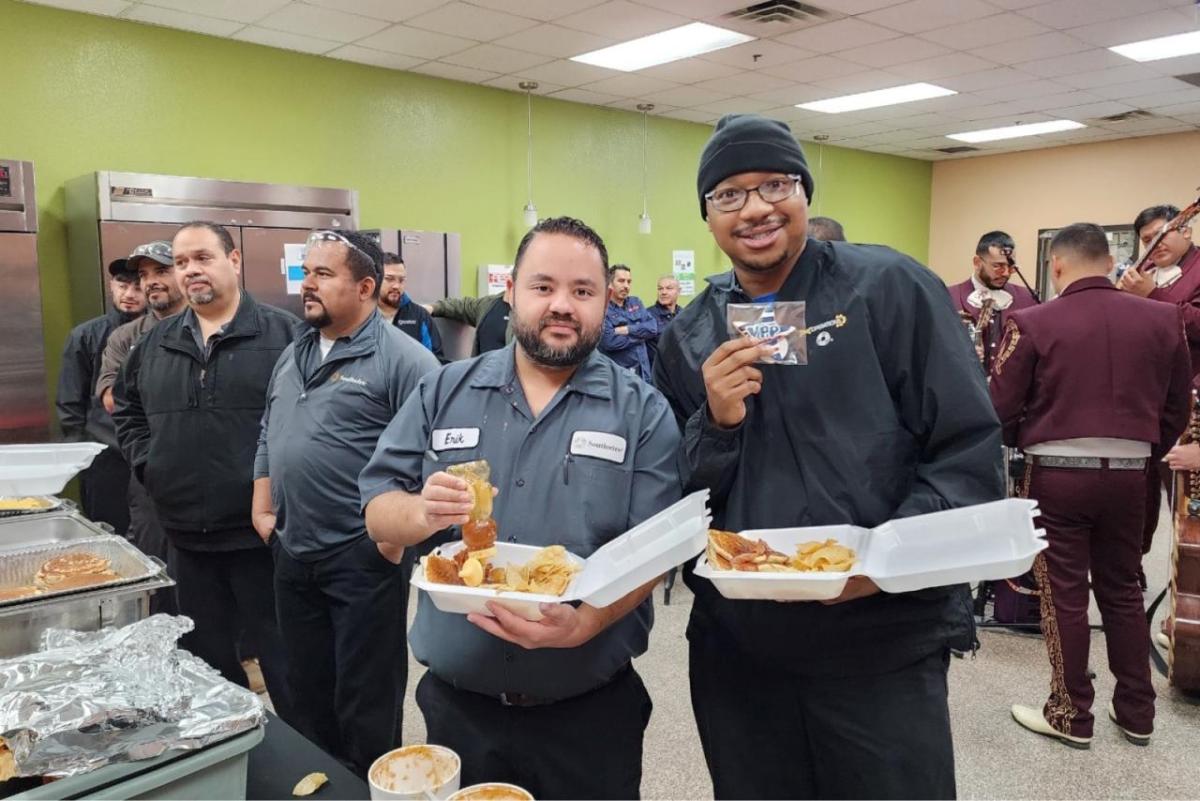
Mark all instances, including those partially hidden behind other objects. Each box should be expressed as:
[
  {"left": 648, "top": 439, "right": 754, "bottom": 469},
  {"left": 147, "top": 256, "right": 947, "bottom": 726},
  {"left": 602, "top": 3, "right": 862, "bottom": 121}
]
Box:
[
  {"left": 1028, "top": 463, "right": 1155, "bottom": 738},
  {"left": 1142, "top": 462, "right": 1172, "bottom": 554}
]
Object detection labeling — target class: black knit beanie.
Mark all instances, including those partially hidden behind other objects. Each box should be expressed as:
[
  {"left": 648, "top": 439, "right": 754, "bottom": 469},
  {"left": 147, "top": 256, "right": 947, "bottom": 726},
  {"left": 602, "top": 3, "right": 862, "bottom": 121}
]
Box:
[{"left": 696, "top": 114, "right": 814, "bottom": 219}]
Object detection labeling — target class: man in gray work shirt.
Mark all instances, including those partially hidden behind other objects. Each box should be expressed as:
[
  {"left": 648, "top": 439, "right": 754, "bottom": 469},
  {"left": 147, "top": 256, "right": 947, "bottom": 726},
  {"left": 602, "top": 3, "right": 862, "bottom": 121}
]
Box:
[
  {"left": 253, "top": 230, "right": 439, "bottom": 775},
  {"left": 360, "top": 217, "right": 681, "bottom": 800}
]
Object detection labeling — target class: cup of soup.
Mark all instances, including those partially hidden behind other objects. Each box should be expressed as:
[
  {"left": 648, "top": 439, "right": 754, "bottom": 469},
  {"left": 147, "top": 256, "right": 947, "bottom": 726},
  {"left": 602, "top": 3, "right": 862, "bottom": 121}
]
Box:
[{"left": 368, "top": 744, "right": 462, "bottom": 800}]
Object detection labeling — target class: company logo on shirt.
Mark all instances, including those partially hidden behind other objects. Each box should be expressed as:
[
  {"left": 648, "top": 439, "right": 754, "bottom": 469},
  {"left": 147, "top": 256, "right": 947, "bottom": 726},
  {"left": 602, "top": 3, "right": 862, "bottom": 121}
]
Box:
[
  {"left": 570, "top": 431, "right": 627, "bottom": 464},
  {"left": 331, "top": 372, "right": 368, "bottom": 388}
]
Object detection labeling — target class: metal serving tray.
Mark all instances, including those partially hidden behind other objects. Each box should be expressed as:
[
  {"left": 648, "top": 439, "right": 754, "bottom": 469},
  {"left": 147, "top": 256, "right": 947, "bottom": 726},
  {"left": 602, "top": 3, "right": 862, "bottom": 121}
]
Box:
[
  {"left": 0, "top": 511, "right": 109, "bottom": 552},
  {"left": 0, "top": 536, "right": 161, "bottom": 609}
]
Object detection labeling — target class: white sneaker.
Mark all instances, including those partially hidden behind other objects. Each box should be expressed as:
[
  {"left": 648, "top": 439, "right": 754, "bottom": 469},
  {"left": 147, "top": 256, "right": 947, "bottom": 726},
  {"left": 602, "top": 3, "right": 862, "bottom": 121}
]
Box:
[
  {"left": 1010, "top": 704, "right": 1091, "bottom": 749},
  {"left": 1108, "top": 702, "right": 1151, "bottom": 746}
]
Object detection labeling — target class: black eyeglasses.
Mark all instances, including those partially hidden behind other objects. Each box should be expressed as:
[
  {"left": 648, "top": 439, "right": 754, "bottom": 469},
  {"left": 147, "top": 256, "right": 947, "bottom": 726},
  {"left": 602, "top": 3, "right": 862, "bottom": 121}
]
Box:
[{"left": 704, "top": 175, "right": 803, "bottom": 213}]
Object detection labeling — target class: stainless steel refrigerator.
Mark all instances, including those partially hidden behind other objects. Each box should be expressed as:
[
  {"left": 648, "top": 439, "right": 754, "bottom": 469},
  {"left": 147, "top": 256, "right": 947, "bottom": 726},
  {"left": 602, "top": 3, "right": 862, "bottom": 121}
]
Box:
[
  {"left": 65, "top": 172, "right": 359, "bottom": 322},
  {"left": 0, "top": 159, "right": 49, "bottom": 443}
]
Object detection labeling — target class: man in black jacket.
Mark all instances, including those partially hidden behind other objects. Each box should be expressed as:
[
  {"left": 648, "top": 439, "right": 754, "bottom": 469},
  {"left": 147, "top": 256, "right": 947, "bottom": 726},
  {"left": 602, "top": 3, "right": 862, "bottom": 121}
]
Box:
[
  {"left": 653, "top": 115, "right": 1003, "bottom": 799},
  {"left": 56, "top": 258, "right": 145, "bottom": 535},
  {"left": 114, "top": 221, "right": 298, "bottom": 716}
]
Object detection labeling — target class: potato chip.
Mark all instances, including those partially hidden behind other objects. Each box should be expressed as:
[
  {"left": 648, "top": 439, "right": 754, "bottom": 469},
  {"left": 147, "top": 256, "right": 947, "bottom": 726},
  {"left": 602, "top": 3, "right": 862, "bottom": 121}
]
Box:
[
  {"left": 292, "top": 772, "right": 328, "bottom": 797},
  {"left": 790, "top": 539, "right": 855, "bottom": 572},
  {"left": 459, "top": 557, "right": 484, "bottom": 587}
]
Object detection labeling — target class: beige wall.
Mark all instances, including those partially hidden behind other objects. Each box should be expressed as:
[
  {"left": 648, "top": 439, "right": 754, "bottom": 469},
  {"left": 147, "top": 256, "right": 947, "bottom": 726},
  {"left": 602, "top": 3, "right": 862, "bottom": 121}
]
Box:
[{"left": 927, "top": 131, "right": 1200, "bottom": 287}]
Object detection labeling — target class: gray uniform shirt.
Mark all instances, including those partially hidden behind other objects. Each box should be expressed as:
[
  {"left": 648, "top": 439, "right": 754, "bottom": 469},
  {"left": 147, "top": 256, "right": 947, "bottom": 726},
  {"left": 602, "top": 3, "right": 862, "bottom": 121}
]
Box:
[
  {"left": 256, "top": 310, "right": 439, "bottom": 559},
  {"left": 359, "top": 343, "right": 682, "bottom": 701}
]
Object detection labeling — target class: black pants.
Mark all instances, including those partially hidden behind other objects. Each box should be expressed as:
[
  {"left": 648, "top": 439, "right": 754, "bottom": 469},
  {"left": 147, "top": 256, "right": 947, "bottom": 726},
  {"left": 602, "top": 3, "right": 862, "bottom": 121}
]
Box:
[
  {"left": 79, "top": 446, "right": 130, "bottom": 538},
  {"left": 169, "top": 544, "right": 294, "bottom": 721},
  {"left": 690, "top": 636, "right": 955, "bottom": 800},
  {"left": 126, "top": 471, "right": 176, "bottom": 615},
  {"left": 417, "top": 666, "right": 652, "bottom": 800},
  {"left": 272, "top": 536, "right": 409, "bottom": 775}
]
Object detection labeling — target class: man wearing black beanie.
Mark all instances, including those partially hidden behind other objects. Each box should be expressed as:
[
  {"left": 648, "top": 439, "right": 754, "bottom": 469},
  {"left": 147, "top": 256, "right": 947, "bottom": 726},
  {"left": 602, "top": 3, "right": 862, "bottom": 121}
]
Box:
[{"left": 653, "top": 114, "right": 1004, "bottom": 799}]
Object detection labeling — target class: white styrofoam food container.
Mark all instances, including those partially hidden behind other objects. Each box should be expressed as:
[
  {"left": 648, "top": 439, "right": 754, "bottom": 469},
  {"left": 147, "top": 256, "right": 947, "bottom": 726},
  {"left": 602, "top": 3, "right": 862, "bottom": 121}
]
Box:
[
  {"left": 694, "top": 498, "right": 1046, "bottom": 601},
  {"left": 412, "top": 490, "right": 711, "bottom": 621},
  {"left": 0, "top": 443, "right": 107, "bottom": 496}
]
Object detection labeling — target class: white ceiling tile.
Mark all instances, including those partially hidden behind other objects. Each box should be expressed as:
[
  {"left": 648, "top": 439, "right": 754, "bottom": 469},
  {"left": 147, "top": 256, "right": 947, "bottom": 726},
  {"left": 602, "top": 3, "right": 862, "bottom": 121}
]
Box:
[
  {"left": 513, "top": 59, "right": 621, "bottom": 87},
  {"left": 694, "top": 97, "right": 787, "bottom": 115},
  {"left": 698, "top": 40, "right": 816, "bottom": 70},
  {"left": 920, "top": 12, "right": 1051, "bottom": 49},
  {"left": 860, "top": 0, "right": 999, "bottom": 34},
  {"left": 1093, "top": 116, "right": 1194, "bottom": 134},
  {"left": 888, "top": 52, "right": 999, "bottom": 80},
  {"left": 356, "top": 24, "right": 476, "bottom": 58},
  {"left": 985, "top": 31, "right": 1094, "bottom": 65},
  {"left": 404, "top": 2, "right": 539, "bottom": 41},
  {"left": 25, "top": 0, "right": 131, "bottom": 14},
  {"left": 840, "top": 36, "right": 950, "bottom": 69},
  {"left": 1153, "top": 100, "right": 1200, "bottom": 117},
  {"left": 639, "top": 58, "right": 744, "bottom": 84},
  {"left": 952, "top": 101, "right": 1032, "bottom": 120},
  {"left": 122, "top": 4, "right": 243, "bottom": 36},
  {"left": 442, "top": 44, "right": 552, "bottom": 73},
  {"left": 140, "top": 0, "right": 288, "bottom": 24},
  {"left": 1053, "top": 100, "right": 1138, "bottom": 119},
  {"left": 233, "top": 25, "right": 341, "bottom": 54},
  {"left": 974, "top": 78, "right": 1073, "bottom": 102},
  {"left": 1142, "top": 52, "right": 1200, "bottom": 78},
  {"left": 556, "top": 0, "right": 691, "bottom": 39},
  {"left": 482, "top": 75, "right": 566, "bottom": 93},
  {"left": 939, "top": 67, "right": 1039, "bottom": 92},
  {"left": 412, "top": 61, "right": 503, "bottom": 84},
  {"left": 302, "top": 0, "right": 447, "bottom": 23},
  {"left": 761, "top": 54, "right": 869, "bottom": 83},
  {"left": 775, "top": 18, "right": 901, "bottom": 53},
  {"left": 1066, "top": 8, "right": 1197, "bottom": 48},
  {"left": 632, "top": 0, "right": 748, "bottom": 15},
  {"left": 802, "top": 0, "right": 908, "bottom": 13},
  {"left": 254, "top": 3, "right": 391, "bottom": 42},
  {"left": 1126, "top": 89, "right": 1200, "bottom": 109},
  {"left": 467, "top": 0, "right": 607, "bottom": 21},
  {"left": 547, "top": 87, "right": 626, "bottom": 106},
  {"left": 747, "top": 84, "right": 837, "bottom": 106},
  {"left": 661, "top": 108, "right": 719, "bottom": 124},
  {"left": 1056, "top": 64, "right": 1162, "bottom": 89},
  {"left": 1019, "top": 48, "right": 1128, "bottom": 78},
  {"left": 639, "top": 85, "right": 732, "bottom": 107},
  {"left": 580, "top": 73, "right": 681, "bottom": 96},
  {"left": 491, "top": 24, "right": 616, "bottom": 59},
  {"left": 694, "top": 70, "right": 796, "bottom": 94},
  {"left": 1173, "top": 112, "right": 1200, "bottom": 125},
  {"left": 818, "top": 119, "right": 898, "bottom": 137},
  {"left": 811, "top": 71, "right": 911, "bottom": 94},
  {"left": 1083, "top": 74, "right": 1195, "bottom": 98},
  {"left": 325, "top": 45, "right": 425, "bottom": 70},
  {"left": 1018, "top": 0, "right": 1171, "bottom": 29},
  {"left": 1005, "top": 89, "right": 1102, "bottom": 112}
]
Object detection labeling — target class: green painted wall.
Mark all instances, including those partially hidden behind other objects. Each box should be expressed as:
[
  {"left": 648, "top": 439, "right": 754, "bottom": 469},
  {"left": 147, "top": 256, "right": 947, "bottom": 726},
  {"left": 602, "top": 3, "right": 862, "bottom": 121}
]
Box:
[{"left": 1, "top": 0, "right": 931, "bottom": 416}]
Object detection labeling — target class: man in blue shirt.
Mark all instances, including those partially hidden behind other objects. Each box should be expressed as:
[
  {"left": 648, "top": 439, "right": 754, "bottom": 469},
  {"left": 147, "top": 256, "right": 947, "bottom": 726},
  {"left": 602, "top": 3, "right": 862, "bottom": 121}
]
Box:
[
  {"left": 599, "top": 264, "right": 657, "bottom": 381},
  {"left": 379, "top": 253, "right": 445, "bottom": 361}
]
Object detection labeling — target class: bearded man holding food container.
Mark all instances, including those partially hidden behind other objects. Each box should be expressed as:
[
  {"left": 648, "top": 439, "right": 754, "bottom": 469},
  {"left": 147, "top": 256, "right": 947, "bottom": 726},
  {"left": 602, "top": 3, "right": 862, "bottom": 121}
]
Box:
[
  {"left": 652, "top": 114, "right": 1004, "bottom": 799},
  {"left": 360, "top": 216, "right": 682, "bottom": 800}
]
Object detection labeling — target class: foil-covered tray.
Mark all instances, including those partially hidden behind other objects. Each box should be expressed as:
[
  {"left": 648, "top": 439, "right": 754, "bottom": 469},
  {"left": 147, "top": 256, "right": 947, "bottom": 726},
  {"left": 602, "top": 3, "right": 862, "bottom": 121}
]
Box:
[
  {"left": 0, "top": 535, "right": 161, "bottom": 609},
  {"left": 0, "top": 495, "right": 64, "bottom": 519}
]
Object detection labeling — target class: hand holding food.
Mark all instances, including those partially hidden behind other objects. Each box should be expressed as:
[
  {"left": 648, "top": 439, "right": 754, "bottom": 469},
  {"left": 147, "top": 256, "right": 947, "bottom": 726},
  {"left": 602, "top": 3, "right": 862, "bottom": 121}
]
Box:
[
  {"left": 706, "top": 529, "right": 856, "bottom": 573},
  {"left": 420, "top": 471, "right": 476, "bottom": 533}
]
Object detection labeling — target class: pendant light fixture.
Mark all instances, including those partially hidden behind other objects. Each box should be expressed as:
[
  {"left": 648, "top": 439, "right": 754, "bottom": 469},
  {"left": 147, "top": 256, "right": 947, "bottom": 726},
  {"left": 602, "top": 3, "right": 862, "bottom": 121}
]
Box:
[
  {"left": 637, "top": 103, "right": 654, "bottom": 234},
  {"left": 520, "top": 81, "right": 539, "bottom": 228}
]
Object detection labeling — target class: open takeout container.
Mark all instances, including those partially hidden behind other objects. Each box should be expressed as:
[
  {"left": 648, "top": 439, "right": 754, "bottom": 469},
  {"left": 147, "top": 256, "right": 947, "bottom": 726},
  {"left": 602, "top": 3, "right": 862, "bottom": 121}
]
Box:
[
  {"left": 0, "top": 443, "right": 107, "bottom": 496},
  {"left": 694, "top": 498, "right": 1047, "bottom": 601},
  {"left": 412, "top": 490, "right": 711, "bottom": 620}
]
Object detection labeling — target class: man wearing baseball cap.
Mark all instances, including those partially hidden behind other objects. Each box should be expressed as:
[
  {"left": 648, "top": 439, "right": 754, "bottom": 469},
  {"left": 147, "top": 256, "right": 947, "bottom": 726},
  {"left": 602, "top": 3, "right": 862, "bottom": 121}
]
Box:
[
  {"left": 56, "top": 255, "right": 146, "bottom": 536},
  {"left": 653, "top": 114, "right": 1003, "bottom": 798}
]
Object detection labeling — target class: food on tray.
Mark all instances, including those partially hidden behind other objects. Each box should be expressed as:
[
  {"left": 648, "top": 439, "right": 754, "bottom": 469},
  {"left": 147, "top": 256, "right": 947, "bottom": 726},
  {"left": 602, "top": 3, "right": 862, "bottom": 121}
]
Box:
[
  {"left": 447, "top": 459, "right": 497, "bottom": 556},
  {"left": 0, "top": 739, "right": 14, "bottom": 782},
  {"left": 0, "top": 585, "right": 41, "bottom": 602},
  {"left": 33, "top": 551, "right": 119, "bottom": 591},
  {"left": 450, "top": 784, "right": 535, "bottom": 801},
  {"left": 422, "top": 544, "right": 580, "bottom": 597},
  {"left": 292, "top": 771, "right": 328, "bottom": 797},
  {"left": 705, "top": 530, "right": 856, "bottom": 573},
  {"left": 0, "top": 496, "right": 53, "bottom": 511}
]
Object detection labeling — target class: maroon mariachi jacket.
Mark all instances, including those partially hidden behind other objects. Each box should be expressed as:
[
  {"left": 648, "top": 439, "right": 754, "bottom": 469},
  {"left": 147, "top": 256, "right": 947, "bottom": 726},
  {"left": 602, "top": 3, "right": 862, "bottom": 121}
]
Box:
[
  {"left": 989, "top": 276, "right": 1191, "bottom": 457},
  {"left": 947, "top": 278, "right": 1038, "bottom": 372},
  {"left": 1146, "top": 245, "right": 1200, "bottom": 378}
]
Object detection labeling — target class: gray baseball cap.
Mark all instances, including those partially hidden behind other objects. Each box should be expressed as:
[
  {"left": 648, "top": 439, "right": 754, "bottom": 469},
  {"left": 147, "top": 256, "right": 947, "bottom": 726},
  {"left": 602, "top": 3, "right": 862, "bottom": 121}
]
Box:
[{"left": 126, "top": 240, "right": 173, "bottom": 272}]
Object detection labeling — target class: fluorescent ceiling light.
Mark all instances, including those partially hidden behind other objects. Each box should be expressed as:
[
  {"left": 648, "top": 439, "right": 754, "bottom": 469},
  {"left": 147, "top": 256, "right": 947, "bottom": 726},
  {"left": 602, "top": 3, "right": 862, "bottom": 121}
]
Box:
[
  {"left": 571, "top": 23, "right": 753, "bottom": 72},
  {"left": 797, "top": 83, "right": 956, "bottom": 114},
  {"left": 947, "top": 119, "right": 1085, "bottom": 143},
  {"left": 1110, "top": 29, "right": 1200, "bottom": 62}
]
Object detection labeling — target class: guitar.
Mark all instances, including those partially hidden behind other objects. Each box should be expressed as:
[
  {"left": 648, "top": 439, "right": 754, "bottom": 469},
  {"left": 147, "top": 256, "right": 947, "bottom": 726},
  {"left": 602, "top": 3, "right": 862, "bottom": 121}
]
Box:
[{"left": 1168, "top": 389, "right": 1200, "bottom": 692}]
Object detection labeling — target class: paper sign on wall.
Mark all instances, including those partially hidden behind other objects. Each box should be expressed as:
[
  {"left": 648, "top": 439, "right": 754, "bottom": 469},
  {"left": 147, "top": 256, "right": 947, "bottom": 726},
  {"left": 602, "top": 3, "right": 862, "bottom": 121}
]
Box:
[
  {"left": 672, "top": 250, "right": 696, "bottom": 296},
  {"left": 282, "top": 243, "right": 305, "bottom": 296},
  {"left": 478, "top": 264, "right": 513, "bottom": 296}
]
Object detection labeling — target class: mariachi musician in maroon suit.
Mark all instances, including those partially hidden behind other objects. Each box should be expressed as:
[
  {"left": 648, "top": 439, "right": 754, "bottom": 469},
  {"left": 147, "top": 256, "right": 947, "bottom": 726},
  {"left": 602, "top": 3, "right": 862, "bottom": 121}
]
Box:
[
  {"left": 991, "top": 223, "right": 1192, "bottom": 749},
  {"left": 1117, "top": 203, "right": 1200, "bottom": 565},
  {"left": 947, "top": 231, "right": 1039, "bottom": 374}
]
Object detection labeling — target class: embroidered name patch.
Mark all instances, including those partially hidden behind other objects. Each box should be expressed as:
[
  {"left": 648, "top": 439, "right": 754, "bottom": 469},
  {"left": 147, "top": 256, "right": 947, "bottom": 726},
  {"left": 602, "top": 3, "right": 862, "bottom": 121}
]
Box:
[
  {"left": 569, "top": 431, "right": 627, "bottom": 464},
  {"left": 431, "top": 428, "right": 480, "bottom": 451}
]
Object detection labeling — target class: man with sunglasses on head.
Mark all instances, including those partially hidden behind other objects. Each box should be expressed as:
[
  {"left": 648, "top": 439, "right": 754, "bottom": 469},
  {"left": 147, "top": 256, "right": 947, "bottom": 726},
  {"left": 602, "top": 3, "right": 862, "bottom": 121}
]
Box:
[
  {"left": 653, "top": 114, "right": 1002, "bottom": 799},
  {"left": 253, "top": 230, "right": 438, "bottom": 774},
  {"left": 947, "top": 231, "right": 1038, "bottom": 374},
  {"left": 113, "top": 221, "right": 300, "bottom": 719}
]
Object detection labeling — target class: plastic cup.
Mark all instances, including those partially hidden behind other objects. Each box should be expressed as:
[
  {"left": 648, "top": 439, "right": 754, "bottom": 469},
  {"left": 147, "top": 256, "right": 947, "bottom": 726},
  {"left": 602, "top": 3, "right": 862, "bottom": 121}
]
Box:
[{"left": 368, "top": 744, "right": 462, "bottom": 800}]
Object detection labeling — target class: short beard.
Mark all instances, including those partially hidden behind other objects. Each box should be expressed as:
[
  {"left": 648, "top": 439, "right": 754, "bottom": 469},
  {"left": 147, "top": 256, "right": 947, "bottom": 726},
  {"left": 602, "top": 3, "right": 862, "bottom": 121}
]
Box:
[
  {"left": 304, "top": 301, "right": 331, "bottom": 330},
  {"left": 513, "top": 314, "right": 601, "bottom": 369},
  {"left": 189, "top": 286, "right": 215, "bottom": 305}
]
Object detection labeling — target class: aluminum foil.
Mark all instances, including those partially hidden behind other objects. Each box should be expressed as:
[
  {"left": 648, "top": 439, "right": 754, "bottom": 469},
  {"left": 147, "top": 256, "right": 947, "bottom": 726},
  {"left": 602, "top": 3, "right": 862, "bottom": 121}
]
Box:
[{"left": 0, "top": 614, "right": 265, "bottom": 778}]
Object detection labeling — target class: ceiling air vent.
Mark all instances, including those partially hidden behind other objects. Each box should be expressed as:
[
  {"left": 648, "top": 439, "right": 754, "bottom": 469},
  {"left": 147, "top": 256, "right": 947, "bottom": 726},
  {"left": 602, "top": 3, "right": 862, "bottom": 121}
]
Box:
[
  {"left": 1096, "top": 109, "right": 1156, "bottom": 123},
  {"left": 1175, "top": 72, "right": 1200, "bottom": 88},
  {"left": 936, "top": 146, "right": 980, "bottom": 154},
  {"left": 724, "top": 1, "right": 837, "bottom": 26}
]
